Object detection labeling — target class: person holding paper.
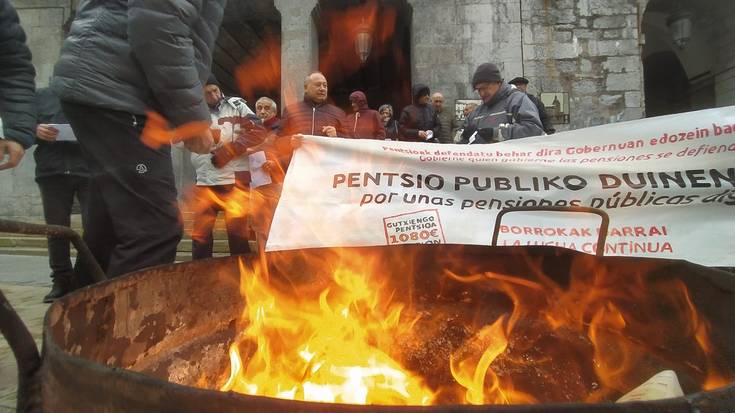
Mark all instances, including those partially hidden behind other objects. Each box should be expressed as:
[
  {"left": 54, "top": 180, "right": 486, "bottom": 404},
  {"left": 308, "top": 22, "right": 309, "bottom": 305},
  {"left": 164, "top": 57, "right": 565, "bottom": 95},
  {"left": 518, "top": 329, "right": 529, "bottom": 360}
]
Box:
[
  {"left": 190, "top": 75, "right": 260, "bottom": 260},
  {"left": 460, "top": 63, "right": 544, "bottom": 144},
  {"left": 399, "top": 84, "right": 441, "bottom": 143},
  {"left": 33, "top": 88, "right": 90, "bottom": 302},
  {"left": 0, "top": 0, "right": 36, "bottom": 171}
]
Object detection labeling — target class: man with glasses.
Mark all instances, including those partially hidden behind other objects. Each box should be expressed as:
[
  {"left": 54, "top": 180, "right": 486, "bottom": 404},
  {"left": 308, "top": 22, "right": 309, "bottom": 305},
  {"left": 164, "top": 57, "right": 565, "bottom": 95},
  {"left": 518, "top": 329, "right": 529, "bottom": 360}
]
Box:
[{"left": 460, "top": 63, "right": 543, "bottom": 144}]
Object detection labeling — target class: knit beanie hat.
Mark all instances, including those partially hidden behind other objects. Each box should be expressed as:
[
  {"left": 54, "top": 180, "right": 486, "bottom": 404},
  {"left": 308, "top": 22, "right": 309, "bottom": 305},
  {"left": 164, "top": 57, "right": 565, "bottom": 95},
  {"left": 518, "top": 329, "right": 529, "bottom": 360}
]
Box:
[
  {"left": 472, "top": 63, "right": 502, "bottom": 87},
  {"left": 206, "top": 74, "right": 221, "bottom": 87}
]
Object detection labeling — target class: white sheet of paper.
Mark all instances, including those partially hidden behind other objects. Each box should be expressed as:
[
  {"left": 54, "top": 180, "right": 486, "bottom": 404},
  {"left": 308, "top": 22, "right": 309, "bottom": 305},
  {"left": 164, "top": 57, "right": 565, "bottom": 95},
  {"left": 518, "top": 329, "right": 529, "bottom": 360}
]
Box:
[
  {"left": 248, "top": 151, "right": 272, "bottom": 189},
  {"left": 49, "top": 124, "right": 76, "bottom": 142}
]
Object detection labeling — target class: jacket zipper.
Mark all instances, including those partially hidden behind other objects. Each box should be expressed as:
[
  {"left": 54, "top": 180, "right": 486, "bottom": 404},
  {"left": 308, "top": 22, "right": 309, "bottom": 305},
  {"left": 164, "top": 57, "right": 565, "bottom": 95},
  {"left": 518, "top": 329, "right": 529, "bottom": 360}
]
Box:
[
  {"left": 311, "top": 107, "right": 315, "bottom": 135},
  {"left": 354, "top": 113, "right": 359, "bottom": 134}
]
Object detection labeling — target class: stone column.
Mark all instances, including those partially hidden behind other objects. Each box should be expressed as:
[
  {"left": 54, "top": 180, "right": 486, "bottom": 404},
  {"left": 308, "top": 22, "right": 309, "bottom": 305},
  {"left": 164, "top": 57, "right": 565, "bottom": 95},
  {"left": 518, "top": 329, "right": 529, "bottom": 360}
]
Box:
[{"left": 274, "top": 0, "right": 319, "bottom": 110}]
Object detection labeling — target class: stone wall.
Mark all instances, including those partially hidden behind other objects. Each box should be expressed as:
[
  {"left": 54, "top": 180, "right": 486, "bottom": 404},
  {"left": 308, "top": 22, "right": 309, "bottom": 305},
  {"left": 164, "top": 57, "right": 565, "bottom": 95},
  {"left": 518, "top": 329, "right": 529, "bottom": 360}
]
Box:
[{"left": 408, "top": 0, "right": 645, "bottom": 132}]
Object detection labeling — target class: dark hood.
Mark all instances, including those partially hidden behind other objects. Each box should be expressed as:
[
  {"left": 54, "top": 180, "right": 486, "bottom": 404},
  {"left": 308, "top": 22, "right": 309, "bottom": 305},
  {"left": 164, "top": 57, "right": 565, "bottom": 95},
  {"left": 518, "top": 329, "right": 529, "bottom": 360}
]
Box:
[
  {"left": 349, "top": 91, "right": 369, "bottom": 112},
  {"left": 412, "top": 83, "right": 430, "bottom": 104}
]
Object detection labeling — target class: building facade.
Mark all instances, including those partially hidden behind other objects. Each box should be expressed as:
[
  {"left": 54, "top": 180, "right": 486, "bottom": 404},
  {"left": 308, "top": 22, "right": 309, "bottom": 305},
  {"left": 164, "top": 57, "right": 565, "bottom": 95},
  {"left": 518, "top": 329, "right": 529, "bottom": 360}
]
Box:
[{"left": 2, "top": 0, "right": 734, "bottom": 217}]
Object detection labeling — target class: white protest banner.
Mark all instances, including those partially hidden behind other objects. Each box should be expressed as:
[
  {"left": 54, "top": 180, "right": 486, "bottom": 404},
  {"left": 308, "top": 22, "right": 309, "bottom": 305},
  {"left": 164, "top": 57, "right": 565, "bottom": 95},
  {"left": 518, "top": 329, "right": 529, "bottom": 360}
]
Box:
[{"left": 267, "top": 106, "right": 735, "bottom": 267}]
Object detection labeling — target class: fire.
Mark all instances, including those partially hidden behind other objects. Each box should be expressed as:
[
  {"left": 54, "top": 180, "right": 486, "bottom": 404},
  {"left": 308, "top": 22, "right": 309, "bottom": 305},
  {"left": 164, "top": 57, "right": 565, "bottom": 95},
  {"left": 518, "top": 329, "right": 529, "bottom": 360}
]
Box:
[
  {"left": 215, "top": 247, "right": 734, "bottom": 406},
  {"left": 220, "top": 253, "right": 435, "bottom": 405}
]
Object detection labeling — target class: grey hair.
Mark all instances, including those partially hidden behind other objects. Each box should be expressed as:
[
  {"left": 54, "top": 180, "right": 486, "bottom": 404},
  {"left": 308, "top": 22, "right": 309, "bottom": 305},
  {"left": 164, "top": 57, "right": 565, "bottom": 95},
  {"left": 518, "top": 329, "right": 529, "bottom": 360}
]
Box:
[
  {"left": 378, "top": 104, "right": 393, "bottom": 116},
  {"left": 256, "top": 96, "right": 277, "bottom": 112}
]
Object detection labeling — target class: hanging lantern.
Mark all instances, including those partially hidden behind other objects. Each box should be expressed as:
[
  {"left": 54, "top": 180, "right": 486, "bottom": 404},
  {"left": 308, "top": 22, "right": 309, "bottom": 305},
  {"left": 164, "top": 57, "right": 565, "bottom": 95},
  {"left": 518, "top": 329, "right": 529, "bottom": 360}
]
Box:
[
  {"left": 667, "top": 9, "right": 692, "bottom": 50},
  {"left": 354, "top": 20, "right": 373, "bottom": 65}
]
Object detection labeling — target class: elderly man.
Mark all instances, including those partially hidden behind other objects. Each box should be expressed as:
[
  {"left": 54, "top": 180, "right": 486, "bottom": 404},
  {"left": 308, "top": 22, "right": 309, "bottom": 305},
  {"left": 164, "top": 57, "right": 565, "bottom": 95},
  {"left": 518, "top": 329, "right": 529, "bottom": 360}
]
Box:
[
  {"left": 277, "top": 72, "right": 346, "bottom": 167},
  {"left": 509, "top": 76, "right": 555, "bottom": 134},
  {"left": 431, "top": 92, "right": 457, "bottom": 144},
  {"left": 255, "top": 96, "right": 280, "bottom": 131},
  {"left": 280, "top": 72, "right": 346, "bottom": 138},
  {"left": 51, "top": 0, "right": 224, "bottom": 282},
  {"left": 460, "top": 63, "right": 544, "bottom": 144},
  {"left": 0, "top": 0, "right": 36, "bottom": 171}
]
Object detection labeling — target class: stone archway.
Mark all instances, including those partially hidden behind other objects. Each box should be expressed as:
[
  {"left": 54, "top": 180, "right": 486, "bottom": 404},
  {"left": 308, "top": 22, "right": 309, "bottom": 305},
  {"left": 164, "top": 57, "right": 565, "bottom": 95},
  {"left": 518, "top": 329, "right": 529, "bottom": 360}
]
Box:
[
  {"left": 640, "top": 0, "right": 719, "bottom": 116},
  {"left": 212, "top": 1, "right": 282, "bottom": 107},
  {"left": 313, "top": 0, "right": 413, "bottom": 113}
]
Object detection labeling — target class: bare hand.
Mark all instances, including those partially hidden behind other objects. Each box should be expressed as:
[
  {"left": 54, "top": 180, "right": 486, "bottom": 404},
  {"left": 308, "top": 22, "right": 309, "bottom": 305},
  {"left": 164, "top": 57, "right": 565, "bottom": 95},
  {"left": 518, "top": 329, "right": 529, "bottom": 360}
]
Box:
[
  {"left": 262, "top": 160, "right": 277, "bottom": 173},
  {"left": 184, "top": 129, "right": 214, "bottom": 154},
  {"left": 291, "top": 134, "right": 304, "bottom": 149},
  {"left": 418, "top": 130, "right": 428, "bottom": 139},
  {"left": 37, "top": 124, "right": 59, "bottom": 141},
  {"left": 322, "top": 126, "right": 337, "bottom": 137},
  {"left": 0, "top": 139, "right": 26, "bottom": 171}
]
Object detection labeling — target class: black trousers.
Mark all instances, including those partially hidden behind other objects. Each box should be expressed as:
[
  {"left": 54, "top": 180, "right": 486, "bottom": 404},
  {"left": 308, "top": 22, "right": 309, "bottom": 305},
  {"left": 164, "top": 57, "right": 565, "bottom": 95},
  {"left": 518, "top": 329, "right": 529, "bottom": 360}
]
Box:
[
  {"left": 61, "top": 101, "right": 182, "bottom": 284},
  {"left": 191, "top": 184, "right": 251, "bottom": 259},
  {"left": 37, "top": 175, "right": 89, "bottom": 280}
]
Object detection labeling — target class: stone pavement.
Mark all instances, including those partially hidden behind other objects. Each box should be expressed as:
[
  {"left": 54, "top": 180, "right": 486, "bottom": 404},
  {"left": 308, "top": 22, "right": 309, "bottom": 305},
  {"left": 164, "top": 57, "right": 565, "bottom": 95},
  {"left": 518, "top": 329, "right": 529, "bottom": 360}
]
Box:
[{"left": 0, "top": 255, "right": 52, "bottom": 413}]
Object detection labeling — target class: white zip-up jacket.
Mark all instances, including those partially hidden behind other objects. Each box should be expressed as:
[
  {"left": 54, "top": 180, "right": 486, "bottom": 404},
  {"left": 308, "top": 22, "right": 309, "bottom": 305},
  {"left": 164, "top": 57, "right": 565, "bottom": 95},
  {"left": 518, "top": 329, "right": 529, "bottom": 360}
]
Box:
[{"left": 191, "top": 97, "right": 254, "bottom": 186}]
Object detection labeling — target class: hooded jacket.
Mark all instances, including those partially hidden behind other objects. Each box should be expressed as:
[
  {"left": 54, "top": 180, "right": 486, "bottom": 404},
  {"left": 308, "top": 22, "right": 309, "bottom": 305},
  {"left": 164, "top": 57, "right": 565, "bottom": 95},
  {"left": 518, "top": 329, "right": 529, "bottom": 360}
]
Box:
[
  {"left": 398, "top": 84, "right": 441, "bottom": 142},
  {"left": 51, "top": 0, "right": 226, "bottom": 127},
  {"left": 0, "top": 0, "right": 36, "bottom": 149},
  {"left": 461, "top": 83, "right": 544, "bottom": 143},
  {"left": 347, "top": 91, "right": 386, "bottom": 140}
]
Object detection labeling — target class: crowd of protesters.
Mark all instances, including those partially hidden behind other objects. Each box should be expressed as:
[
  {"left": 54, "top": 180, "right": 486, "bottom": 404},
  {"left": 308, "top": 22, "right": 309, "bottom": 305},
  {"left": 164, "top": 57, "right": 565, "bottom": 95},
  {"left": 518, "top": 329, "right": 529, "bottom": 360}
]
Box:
[{"left": 0, "top": 0, "right": 552, "bottom": 302}]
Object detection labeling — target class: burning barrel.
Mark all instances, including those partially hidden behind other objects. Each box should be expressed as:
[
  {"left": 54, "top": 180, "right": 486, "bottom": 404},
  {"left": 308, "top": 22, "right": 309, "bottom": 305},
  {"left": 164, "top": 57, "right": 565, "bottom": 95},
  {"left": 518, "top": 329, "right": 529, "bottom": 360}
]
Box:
[{"left": 33, "top": 245, "right": 735, "bottom": 412}]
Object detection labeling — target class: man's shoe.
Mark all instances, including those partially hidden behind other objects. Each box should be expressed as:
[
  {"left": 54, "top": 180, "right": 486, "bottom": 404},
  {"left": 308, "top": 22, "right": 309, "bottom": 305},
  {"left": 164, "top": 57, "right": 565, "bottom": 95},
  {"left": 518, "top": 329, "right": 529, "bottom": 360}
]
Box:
[{"left": 43, "top": 278, "right": 69, "bottom": 303}]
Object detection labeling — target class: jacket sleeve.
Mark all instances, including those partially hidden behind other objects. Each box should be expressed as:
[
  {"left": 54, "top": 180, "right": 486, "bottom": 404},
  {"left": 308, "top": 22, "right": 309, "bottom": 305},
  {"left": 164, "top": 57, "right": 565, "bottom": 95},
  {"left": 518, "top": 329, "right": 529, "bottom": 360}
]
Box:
[
  {"left": 398, "top": 108, "right": 418, "bottom": 139},
  {"left": 504, "top": 94, "right": 544, "bottom": 140},
  {"left": 0, "top": 0, "right": 37, "bottom": 149},
  {"left": 127, "top": 0, "right": 211, "bottom": 127},
  {"left": 335, "top": 110, "right": 348, "bottom": 138},
  {"left": 374, "top": 112, "right": 386, "bottom": 139}
]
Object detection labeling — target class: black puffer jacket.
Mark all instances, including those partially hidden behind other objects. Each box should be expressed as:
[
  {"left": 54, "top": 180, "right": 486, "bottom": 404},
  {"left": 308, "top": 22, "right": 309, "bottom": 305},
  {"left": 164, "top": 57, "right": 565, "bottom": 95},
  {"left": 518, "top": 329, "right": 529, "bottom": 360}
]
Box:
[
  {"left": 398, "top": 84, "right": 441, "bottom": 142},
  {"left": 0, "top": 0, "right": 37, "bottom": 149},
  {"left": 52, "top": 0, "right": 226, "bottom": 127},
  {"left": 33, "top": 88, "right": 88, "bottom": 181}
]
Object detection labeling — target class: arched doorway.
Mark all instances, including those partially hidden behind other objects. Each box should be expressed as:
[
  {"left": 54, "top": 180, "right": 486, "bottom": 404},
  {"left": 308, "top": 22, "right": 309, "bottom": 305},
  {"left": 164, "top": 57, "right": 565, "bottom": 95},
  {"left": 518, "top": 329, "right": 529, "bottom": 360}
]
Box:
[
  {"left": 641, "top": 0, "right": 716, "bottom": 117},
  {"left": 213, "top": 1, "right": 282, "bottom": 108},
  {"left": 313, "top": 0, "right": 412, "bottom": 113}
]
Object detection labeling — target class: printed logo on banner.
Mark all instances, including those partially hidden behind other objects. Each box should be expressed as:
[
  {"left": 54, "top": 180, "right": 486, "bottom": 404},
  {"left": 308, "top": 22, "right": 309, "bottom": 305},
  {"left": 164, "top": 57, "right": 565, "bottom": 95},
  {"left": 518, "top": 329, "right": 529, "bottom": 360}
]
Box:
[{"left": 383, "top": 209, "right": 446, "bottom": 245}]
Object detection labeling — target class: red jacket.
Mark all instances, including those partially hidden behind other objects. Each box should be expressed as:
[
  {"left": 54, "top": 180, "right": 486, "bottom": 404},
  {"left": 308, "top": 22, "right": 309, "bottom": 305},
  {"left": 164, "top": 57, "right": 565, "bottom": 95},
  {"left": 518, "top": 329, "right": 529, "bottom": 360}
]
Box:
[{"left": 347, "top": 91, "right": 386, "bottom": 140}]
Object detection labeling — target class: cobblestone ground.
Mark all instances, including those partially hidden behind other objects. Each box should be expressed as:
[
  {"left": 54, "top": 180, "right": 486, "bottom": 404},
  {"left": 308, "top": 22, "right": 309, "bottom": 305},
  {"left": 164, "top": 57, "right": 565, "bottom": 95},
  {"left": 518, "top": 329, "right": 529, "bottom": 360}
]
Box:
[{"left": 0, "top": 256, "right": 52, "bottom": 412}]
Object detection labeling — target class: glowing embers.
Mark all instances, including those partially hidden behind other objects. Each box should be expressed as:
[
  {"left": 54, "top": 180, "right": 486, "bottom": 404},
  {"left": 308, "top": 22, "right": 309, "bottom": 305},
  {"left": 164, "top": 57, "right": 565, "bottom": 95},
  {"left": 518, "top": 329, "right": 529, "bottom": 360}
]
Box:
[{"left": 218, "top": 248, "right": 733, "bottom": 406}]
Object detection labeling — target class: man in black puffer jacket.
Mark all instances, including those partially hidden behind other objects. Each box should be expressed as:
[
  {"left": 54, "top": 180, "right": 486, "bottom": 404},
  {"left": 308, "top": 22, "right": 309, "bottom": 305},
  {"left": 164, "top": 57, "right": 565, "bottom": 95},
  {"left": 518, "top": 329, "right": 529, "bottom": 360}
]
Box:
[
  {"left": 399, "top": 84, "right": 441, "bottom": 143},
  {"left": 0, "top": 0, "right": 36, "bottom": 171},
  {"left": 51, "top": 0, "right": 225, "bottom": 282}
]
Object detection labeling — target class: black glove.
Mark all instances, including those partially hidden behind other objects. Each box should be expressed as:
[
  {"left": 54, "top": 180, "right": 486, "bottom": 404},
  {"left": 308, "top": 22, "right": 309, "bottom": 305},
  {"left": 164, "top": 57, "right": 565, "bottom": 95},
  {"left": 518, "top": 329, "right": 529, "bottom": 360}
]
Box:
[
  {"left": 477, "top": 127, "right": 495, "bottom": 140},
  {"left": 461, "top": 125, "right": 477, "bottom": 142}
]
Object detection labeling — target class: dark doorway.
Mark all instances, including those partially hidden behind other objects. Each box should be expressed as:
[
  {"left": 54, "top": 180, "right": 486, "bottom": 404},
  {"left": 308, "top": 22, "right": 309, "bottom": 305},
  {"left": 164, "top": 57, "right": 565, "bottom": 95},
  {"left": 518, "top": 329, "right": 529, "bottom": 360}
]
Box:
[
  {"left": 213, "top": 1, "right": 281, "bottom": 109},
  {"left": 643, "top": 51, "right": 690, "bottom": 117},
  {"left": 314, "top": 0, "right": 412, "bottom": 114}
]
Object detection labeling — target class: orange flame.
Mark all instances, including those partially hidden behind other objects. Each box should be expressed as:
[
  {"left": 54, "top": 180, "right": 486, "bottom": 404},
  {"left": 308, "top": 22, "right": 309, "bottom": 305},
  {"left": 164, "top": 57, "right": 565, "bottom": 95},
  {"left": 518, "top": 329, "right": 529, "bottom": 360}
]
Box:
[
  {"left": 140, "top": 111, "right": 210, "bottom": 150},
  {"left": 220, "top": 254, "right": 434, "bottom": 405},
  {"left": 214, "top": 247, "right": 734, "bottom": 406}
]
